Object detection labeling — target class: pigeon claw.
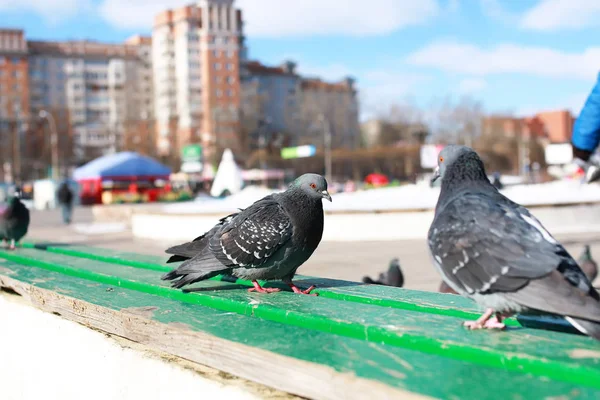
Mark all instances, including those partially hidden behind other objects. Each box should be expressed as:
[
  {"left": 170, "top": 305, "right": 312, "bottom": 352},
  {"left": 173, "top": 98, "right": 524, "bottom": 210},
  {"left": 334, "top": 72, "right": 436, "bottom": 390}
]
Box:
[
  {"left": 463, "top": 308, "right": 506, "bottom": 330},
  {"left": 288, "top": 283, "right": 318, "bottom": 296},
  {"left": 248, "top": 280, "right": 281, "bottom": 294}
]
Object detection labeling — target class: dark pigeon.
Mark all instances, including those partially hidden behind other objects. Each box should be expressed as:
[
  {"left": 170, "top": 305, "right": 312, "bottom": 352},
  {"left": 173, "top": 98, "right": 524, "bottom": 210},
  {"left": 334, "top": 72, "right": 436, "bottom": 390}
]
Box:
[
  {"left": 578, "top": 244, "right": 598, "bottom": 283},
  {"left": 362, "top": 258, "right": 404, "bottom": 287},
  {"left": 0, "top": 188, "right": 30, "bottom": 250},
  {"left": 162, "top": 174, "right": 332, "bottom": 295},
  {"left": 428, "top": 145, "right": 600, "bottom": 340}
]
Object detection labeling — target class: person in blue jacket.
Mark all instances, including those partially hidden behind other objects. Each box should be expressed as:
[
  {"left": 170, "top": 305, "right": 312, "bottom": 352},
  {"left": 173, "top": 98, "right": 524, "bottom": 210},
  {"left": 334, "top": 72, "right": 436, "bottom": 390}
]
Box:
[{"left": 572, "top": 75, "right": 600, "bottom": 183}]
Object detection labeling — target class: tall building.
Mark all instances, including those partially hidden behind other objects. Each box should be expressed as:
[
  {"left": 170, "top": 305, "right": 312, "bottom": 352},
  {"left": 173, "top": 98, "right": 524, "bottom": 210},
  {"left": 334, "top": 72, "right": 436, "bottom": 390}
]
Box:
[
  {"left": 28, "top": 40, "right": 139, "bottom": 160},
  {"left": 153, "top": 0, "right": 243, "bottom": 164},
  {"left": 123, "top": 35, "right": 155, "bottom": 156},
  {"left": 0, "top": 29, "right": 29, "bottom": 181}
]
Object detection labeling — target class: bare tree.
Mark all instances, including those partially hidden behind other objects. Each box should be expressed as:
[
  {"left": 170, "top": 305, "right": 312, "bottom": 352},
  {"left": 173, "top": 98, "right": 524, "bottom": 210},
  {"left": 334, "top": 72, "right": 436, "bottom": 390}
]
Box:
[{"left": 427, "top": 95, "right": 484, "bottom": 146}]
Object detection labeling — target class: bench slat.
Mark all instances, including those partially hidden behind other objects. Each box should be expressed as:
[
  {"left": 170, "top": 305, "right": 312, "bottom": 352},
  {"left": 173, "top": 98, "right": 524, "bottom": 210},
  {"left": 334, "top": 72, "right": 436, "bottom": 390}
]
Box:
[{"left": 1, "top": 259, "right": 597, "bottom": 400}]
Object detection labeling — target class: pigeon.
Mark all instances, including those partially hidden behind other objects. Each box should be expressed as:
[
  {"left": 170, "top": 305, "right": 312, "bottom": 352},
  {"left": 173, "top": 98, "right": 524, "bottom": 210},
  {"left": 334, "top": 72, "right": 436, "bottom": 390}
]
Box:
[
  {"left": 578, "top": 244, "right": 598, "bottom": 283},
  {"left": 161, "top": 174, "right": 332, "bottom": 295},
  {"left": 0, "top": 188, "right": 30, "bottom": 250},
  {"left": 428, "top": 145, "right": 600, "bottom": 340},
  {"left": 362, "top": 258, "right": 404, "bottom": 287},
  {"left": 438, "top": 280, "right": 458, "bottom": 294}
]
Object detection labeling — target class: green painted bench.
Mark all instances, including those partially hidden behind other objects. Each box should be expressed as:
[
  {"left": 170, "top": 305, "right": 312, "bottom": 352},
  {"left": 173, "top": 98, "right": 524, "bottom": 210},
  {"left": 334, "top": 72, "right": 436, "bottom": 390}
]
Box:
[{"left": 1, "top": 242, "right": 600, "bottom": 399}]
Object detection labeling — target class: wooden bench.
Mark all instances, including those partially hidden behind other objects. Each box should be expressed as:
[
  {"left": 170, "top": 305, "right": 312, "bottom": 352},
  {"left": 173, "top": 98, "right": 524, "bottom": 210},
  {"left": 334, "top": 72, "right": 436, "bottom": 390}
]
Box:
[{"left": 1, "top": 242, "right": 600, "bottom": 399}]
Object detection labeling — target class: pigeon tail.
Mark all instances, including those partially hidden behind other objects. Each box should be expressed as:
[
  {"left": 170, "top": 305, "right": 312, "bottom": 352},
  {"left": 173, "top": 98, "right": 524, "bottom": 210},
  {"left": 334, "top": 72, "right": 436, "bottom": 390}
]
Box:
[
  {"left": 161, "top": 250, "right": 229, "bottom": 288},
  {"left": 566, "top": 317, "right": 600, "bottom": 341}
]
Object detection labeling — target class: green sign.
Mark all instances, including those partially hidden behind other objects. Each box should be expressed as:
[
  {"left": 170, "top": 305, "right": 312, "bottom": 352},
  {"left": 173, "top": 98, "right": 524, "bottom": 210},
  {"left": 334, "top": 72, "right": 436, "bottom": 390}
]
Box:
[
  {"left": 181, "top": 144, "right": 203, "bottom": 162},
  {"left": 281, "top": 145, "right": 317, "bottom": 159}
]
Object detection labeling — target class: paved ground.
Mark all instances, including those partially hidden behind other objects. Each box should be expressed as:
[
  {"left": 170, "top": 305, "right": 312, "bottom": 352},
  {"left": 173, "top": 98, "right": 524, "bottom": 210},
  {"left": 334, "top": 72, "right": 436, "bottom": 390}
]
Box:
[{"left": 26, "top": 206, "right": 600, "bottom": 292}]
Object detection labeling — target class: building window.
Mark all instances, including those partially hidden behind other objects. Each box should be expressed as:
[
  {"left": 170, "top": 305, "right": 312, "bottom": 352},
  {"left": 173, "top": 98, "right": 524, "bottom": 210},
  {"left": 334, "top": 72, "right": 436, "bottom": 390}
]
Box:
[
  {"left": 227, "top": 50, "right": 234, "bottom": 58},
  {"left": 12, "top": 57, "right": 20, "bottom": 64},
  {"left": 226, "top": 76, "right": 235, "bottom": 84},
  {"left": 212, "top": 50, "right": 219, "bottom": 57},
  {"left": 216, "top": 89, "right": 222, "bottom": 98},
  {"left": 226, "top": 89, "right": 233, "bottom": 97},
  {"left": 13, "top": 71, "right": 21, "bottom": 78},
  {"left": 214, "top": 63, "right": 221, "bottom": 70},
  {"left": 223, "top": 37, "right": 229, "bottom": 44},
  {"left": 226, "top": 63, "right": 233, "bottom": 71},
  {"left": 0, "top": 57, "right": 5, "bottom": 65}
]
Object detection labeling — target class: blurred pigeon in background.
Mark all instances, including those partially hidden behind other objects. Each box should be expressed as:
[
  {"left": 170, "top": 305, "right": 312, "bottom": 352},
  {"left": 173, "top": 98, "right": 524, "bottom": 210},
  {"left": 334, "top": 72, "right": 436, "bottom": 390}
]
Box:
[
  {"left": 362, "top": 258, "right": 404, "bottom": 287},
  {"left": 162, "top": 174, "right": 331, "bottom": 295},
  {"left": 578, "top": 244, "right": 598, "bottom": 283},
  {"left": 0, "top": 187, "right": 30, "bottom": 250},
  {"left": 438, "top": 280, "right": 457, "bottom": 294},
  {"left": 428, "top": 145, "right": 600, "bottom": 340}
]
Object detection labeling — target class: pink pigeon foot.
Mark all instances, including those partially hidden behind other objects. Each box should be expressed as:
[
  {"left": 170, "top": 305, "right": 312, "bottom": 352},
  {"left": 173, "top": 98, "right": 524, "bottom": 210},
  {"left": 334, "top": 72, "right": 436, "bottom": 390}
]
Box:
[
  {"left": 287, "top": 283, "right": 318, "bottom": 296},
  {"left": 463, "top": 308, "right": 494, "bottom": 330},
  {"left": 247, "top": 280, "right": 281, "bottom": 294}
]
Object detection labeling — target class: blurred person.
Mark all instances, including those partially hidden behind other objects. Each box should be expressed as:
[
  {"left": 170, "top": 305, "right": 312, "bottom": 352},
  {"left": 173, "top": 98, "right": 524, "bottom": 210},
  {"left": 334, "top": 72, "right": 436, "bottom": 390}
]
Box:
[
  {"left": 570, "top": 75, "right": 600, "bottom": 183},
  {"left": 57, "top": 181, "right": 74, "bottom": 224},
  {"left": 492, "top": 172, "right": 503, "bottom": 190}
]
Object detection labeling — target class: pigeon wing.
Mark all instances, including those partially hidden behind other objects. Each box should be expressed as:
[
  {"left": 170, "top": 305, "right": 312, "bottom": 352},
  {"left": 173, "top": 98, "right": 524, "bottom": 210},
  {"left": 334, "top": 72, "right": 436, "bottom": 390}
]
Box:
[
  {"left": 209, "top": 197, "right": 293, "bottom": 269},
  {"left": 428, "top": 192, "right": 563, "bottom": 295}
]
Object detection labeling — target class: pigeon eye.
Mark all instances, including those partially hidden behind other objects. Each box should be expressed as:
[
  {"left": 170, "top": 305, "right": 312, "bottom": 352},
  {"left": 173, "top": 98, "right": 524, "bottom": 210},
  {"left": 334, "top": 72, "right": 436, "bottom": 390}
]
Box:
[
  {"left": 439, "top": 156, "right": 444, "bottom": 162},
  {"left": 310, "top": 183, "right": 317, "bottom": 189}
]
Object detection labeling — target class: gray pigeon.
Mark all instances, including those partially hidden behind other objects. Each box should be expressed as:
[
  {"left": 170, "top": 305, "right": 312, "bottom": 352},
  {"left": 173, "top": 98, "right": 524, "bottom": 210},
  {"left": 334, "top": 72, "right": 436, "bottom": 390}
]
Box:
[
  {"left": 362, "top": 258, "right": 404, "bottom": 287},
  {"left": 578, "top": 244, "right": 598, "bottom": 283},
  {"left": 428, "top": 145, "right": 600, "bottom": 340},
  {"left": 162, "top": 174, "right": 331, "bottom": 295},
  {"left": 0, "top": 188, "right": 30, "bottom": 250}
]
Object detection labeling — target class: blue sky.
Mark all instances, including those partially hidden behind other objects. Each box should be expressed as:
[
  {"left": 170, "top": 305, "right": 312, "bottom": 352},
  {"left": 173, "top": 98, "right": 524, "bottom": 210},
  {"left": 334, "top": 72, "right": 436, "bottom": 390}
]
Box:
[{"left": 2, "top": 0, "right": 600, "bottom": 119}]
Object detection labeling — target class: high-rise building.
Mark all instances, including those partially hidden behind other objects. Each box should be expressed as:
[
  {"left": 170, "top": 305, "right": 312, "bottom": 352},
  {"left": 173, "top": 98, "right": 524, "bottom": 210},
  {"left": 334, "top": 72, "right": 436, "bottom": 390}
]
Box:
[
  {"left": 0, "top": 29, "right": 29, "bottom": 181},
  {"left": 0, "top": 29, "right": 29, "bottom": 133},
  {"left": 28, "top": 40, "right": 139, "bottom": 160},
  {"left": 153, "top": 0, "right": 243, "bottom": 164}
]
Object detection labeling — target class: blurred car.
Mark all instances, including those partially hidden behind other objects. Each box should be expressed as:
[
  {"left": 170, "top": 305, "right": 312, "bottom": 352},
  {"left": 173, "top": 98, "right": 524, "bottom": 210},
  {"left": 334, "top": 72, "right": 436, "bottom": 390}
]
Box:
[{"left": 364, "top": 173, "right": 389, "bottom": 187}]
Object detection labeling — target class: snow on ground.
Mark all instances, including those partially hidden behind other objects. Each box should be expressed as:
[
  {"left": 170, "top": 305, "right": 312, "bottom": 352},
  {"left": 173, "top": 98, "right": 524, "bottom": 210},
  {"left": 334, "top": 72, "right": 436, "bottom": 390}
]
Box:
[
  {"left": 160, "top": 179, "right": 600, "bottom": 215},
  {"left": 72, "top": 222, "right": 128, "bottom": 235}
]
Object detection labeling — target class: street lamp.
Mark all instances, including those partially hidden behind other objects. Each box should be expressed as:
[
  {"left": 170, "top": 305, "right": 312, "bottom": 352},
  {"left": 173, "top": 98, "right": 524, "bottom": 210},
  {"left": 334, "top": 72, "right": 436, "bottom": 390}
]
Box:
[
  {"left": 39, "top": 110, "right": 59, "bottom": 180},
  {"left": 318, "top": 113, "right": 332, "bottom": 184}
]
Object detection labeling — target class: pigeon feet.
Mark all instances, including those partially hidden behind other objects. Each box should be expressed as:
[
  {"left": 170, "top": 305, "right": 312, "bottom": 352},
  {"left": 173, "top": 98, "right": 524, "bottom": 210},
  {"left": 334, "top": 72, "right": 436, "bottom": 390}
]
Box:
[
  {"left": 287, "top": 283, "right": 318, "bottom": 296},
  {"left": 248, "top": 280, "right": 281, "bottom": 294},
  {"left": 7, "top": 240, "right": 15, "bottom": 251},
  {"left": 463, "top": 308, "right": 505, "bottom": 330}
]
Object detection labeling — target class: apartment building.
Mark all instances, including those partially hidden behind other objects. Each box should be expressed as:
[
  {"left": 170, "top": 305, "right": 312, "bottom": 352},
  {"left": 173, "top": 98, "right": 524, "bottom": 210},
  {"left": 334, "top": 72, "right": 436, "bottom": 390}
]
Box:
[
  {"left": 153, "top": 0, "right": 243, "bottom": 163},
  {"left": 298, "top": 77, "right": 360, "bottom": 149},
  {"left": 28, "top": 40, "right": 139, "bottom": 159},
  {"left": 0, "top": 29, "right": 29, "bottom": 129}
]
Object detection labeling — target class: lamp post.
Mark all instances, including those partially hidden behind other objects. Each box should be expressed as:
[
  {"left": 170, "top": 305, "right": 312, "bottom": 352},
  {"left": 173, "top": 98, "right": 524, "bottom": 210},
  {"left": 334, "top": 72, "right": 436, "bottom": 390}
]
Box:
[
  {"left": 39, "top": 110, "right": 59, "bottom": 180},
  {"left": 318, "top": 113, "right": 332, "bottom": 184}
]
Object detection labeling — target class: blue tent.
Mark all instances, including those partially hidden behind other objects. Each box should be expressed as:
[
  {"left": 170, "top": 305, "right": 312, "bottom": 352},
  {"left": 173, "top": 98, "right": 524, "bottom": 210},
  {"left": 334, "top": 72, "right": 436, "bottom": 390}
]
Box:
[{"left": 73, "top": 152, "right": 171, "bottom": 180}]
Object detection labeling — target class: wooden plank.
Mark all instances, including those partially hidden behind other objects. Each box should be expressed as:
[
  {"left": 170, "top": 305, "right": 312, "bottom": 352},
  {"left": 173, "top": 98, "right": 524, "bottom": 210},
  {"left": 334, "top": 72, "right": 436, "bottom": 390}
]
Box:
[
  {"left": 1, "top": 248, "right": 600, "bottom": 390},
  {"left": 1, "top": 259, "right": 597, "bottom": 400},
  {"left": 20, "top": 242, "right": 518, "bottom": 325}
]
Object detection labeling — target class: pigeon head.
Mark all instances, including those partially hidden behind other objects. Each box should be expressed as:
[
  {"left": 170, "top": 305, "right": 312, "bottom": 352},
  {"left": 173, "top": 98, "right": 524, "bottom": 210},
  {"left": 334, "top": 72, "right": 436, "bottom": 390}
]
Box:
[
  {"left": 290, "top": 173, "right": 332, "bottom": 202},
  {"left": 430, "top": 145, "right": 487, "bottom": 184}
]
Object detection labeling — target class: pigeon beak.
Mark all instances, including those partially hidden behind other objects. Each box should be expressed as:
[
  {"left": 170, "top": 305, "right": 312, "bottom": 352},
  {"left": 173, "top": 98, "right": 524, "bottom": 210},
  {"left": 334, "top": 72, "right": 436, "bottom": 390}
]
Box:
[
  {"left": 430, "top": 167, "right": 441, "bottom": 184},
  {"left": 321, "top": 190, "right": 332, "bottom": 202}
]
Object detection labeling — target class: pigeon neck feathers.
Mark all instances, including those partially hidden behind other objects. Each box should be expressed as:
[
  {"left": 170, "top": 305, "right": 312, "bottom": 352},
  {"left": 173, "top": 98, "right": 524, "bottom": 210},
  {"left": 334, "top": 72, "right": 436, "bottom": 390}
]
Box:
[{"left": 441, "top": 152, "right": 491, "bottom": 191}]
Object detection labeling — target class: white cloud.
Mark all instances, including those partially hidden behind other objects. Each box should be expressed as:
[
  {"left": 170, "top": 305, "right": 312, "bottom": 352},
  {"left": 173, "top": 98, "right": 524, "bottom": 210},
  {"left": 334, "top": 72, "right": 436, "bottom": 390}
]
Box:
[
  {"left": 238, "top": 0, "right": 440, "bottom": 37},
  {"left": 479, "top": 0, "right": 517, "bottom": 23},
  {"left": 98, "top": 0, "right": 189, "bottom": 30},
  {"left": 0, "top": 0, "right": 90, "bottom": 22},
  {"left": 407, "top": 40, "right": 600, "bottom": 80},
  {"left": 516, "top": 92, "right": 589, "bottom": 117},
  {"left": 521, "top": 0, "right": 600, "bottom": 31},
  {"left": 98, "top": 0, "right": 440, "bottom": 36},
  {"left": 457, "top": 78, "right": 487, "bottom": 93}
]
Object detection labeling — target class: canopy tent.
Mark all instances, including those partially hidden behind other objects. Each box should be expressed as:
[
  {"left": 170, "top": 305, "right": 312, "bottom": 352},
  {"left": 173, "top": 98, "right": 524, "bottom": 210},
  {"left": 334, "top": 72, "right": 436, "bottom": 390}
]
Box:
[{"left": 73, "top": 152, "right": 171, "bottom": 180}]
